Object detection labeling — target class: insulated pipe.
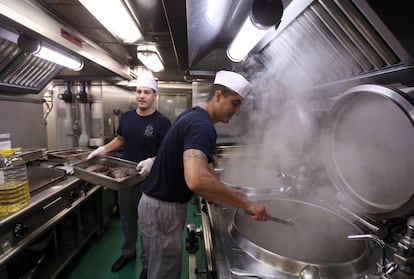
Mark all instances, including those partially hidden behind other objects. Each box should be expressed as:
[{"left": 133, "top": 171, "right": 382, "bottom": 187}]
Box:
[
  {"left": 77, "top": 81, "right": 89, "bottom": 147},
  {"left": 60, "top": 81, "right": 74, "bottom": 148}
]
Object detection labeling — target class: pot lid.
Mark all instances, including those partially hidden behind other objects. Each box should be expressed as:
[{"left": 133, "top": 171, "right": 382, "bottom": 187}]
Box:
[{"left": 322, "top": 84, "right": 414, "bottom": 217}]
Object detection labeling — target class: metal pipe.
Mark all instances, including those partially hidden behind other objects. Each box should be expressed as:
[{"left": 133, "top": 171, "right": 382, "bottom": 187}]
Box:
[
  {"left": 188, "top": 254, "right": 197, "bottom": 279},
  {"left": 348, "top": 234, "right": 386, "bottom": 274},
  {"left": 61, "top": 81, "right": 74, "bottom": 148},
  {"left": 338, "top": 205, "right": 387, "bottom": 238},
  {"left": 77, "top": 81, "right": 89, "bottom": 147}
]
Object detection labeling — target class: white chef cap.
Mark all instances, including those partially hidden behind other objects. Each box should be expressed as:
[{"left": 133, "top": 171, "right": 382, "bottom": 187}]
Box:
[
  {"left": 137, "top": 75, "right": 158, "bottom": 92},
  {"left": 213, "top": 70, "right": 252, "bottom": 98}
]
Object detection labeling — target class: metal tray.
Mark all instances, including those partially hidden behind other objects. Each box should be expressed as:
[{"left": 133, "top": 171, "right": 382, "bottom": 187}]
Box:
[
  {"left": 14, "top": 148, "right": 47, "bottom": 162},
  {"left": 47, "top": 148, "right": 91, "bottom": 160},
  {"left": 72, "top": 156, "right": 145, "bottom": 191}
]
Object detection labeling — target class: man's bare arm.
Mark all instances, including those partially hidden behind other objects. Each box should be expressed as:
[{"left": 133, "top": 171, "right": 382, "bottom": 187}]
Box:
[{"left": 183, "top": 149, "right": 268, "bottom": 221}]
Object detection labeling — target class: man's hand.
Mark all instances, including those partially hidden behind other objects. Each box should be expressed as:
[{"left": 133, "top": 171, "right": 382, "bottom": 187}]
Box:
[
  {"left": 246, "top": 203, "right": 269, "bottom": 221},
  {"left": 136, "top": 158, "right": 154, "bottom": 177},
  {"left": 87, "top": 146, "right": 107, "bottom": 160}
]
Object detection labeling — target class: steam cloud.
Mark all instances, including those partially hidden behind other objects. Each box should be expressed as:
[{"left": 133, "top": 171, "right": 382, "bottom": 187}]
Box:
[{"left": 221, "top": 16, "right": 413, "bottom": 216}]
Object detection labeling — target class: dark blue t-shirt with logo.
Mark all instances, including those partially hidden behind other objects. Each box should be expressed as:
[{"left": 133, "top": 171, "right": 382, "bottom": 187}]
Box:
[
  {"left": 141, "top": 106, "right": 217, "bottom": 203},
  {"left": 116, "top": 110, "right": 171, "bottom": 163}
]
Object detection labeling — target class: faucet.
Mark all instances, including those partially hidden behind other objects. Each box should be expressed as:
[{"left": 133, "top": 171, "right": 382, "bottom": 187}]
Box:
[{"left": 348, "top": 234, "right": 397, "bottom": 279}]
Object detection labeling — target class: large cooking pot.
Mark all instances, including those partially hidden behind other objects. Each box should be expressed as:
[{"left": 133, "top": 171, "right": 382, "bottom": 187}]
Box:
[
  {"left": 222, "top": 84, "right": 414, "bottom": 278},
  {"left": 229, "top": 198, "right": 373, "bottom": 278}
]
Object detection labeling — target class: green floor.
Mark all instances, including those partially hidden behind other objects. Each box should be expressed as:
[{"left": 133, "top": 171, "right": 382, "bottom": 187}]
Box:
[{"left": 57, "top": 200, "right": 205, "bottom": 279}]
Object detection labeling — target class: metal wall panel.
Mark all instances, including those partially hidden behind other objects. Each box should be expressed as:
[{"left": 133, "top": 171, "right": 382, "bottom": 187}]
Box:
[{"left": 0, "top": 94, "right": 47, "bottom": 149}]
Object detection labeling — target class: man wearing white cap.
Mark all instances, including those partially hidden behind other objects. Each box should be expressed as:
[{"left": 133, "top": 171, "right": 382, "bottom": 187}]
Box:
[
  {"left": 138, "top": 70, "right": 270, "bottom": 279},
  {"left": 87, "top": 75, "right": 171, "bottom": 276}
]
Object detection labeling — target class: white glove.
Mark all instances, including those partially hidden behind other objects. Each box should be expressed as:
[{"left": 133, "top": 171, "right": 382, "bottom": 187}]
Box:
[
  {"left": 136, "top": 158, "right": 154, "bottom": 177},
  {"left": 87, "top": 146, "right": 107, "bottom": 160}
]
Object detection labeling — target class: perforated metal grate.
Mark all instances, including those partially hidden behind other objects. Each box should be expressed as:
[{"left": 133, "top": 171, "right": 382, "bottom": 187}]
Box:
[
  {"left": 262, "top": 0, "right": 401, "bottom": 86},
  {"left": 0, "top": 37, "right": 61, "bottom": 93}
]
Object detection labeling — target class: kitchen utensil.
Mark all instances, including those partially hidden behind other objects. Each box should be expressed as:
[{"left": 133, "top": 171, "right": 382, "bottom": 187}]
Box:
[
  {"left": 230, "top": 268, "right": 285, "bottom": 278},
  {"left": 269, "top": 214, "right": 297, "bottom": 226},
  {"left": 245, "top": 210, "right": 297, "bottom": 226}
]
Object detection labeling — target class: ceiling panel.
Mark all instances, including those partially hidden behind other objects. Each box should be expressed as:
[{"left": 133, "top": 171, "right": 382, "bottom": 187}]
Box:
[{"left": 32, "top": 0, "right": 183, "bottom": 81}]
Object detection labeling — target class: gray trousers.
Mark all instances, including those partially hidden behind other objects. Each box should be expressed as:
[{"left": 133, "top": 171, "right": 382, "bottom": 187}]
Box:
[
  {"left": 138, "top": 193, "right": 187, "bottom": 279},
  {"left": 118, "top": 184, "right": 143, "bottom": 259}
]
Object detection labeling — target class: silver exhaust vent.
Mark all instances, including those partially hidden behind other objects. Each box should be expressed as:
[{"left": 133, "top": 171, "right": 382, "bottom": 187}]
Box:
[
  {"left": 0, "top": 37, "right": 61, "bottom": 93},
  {"left": 261, "top": 0, "right": 406, "bottom": 87}
]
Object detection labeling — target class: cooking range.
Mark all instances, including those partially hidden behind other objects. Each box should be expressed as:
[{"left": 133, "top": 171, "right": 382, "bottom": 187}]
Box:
[
  {"left": 201, "top": 85, "right": 414, "bottom": 279},
  {"left": 0, "top": 150, "right": 102, "bottom": 279}
]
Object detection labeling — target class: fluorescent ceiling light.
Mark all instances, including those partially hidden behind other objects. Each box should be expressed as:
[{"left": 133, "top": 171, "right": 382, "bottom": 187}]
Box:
[
  {"left": 79, "top": 0, "right": 142, "bottom": 43},
  {"left": 137, "top": 51, "right": 164, "bottom": 72},
  {"left": 227, "top": 16, "right": 272, "bottom": 62},
  {"left": 35, "top": 45, "right": 84, "bottom": 71},
  {"left": 17, "top": 35, "right": 83, "bottom": 71},
  {"left": 206, "top": 0, "right": 221, "bottom": 24},
  {"left": 137, "top": 45, "right": 164, "bottom": 72},
  {"left": 118, "top": 66, "right": 154, "bottom": 87},
  {"left": 227, "top": 0, "right": 284, "bottom": 62},
  {"left": 134, "top": 65, "right": 153, "bottom": 76}
]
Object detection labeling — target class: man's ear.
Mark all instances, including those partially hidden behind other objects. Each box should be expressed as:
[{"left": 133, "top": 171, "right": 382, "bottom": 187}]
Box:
[{"left": 214, "top": 90, "right": 223, "bottom": 102}]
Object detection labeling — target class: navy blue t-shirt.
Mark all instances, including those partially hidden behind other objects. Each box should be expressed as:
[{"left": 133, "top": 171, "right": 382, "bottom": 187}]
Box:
[
  {"left": 116, "top": 110, "right": 171, "bottom": 163},
  {"left": 141, "top": 107, "right": 217, "bottom": 203}
]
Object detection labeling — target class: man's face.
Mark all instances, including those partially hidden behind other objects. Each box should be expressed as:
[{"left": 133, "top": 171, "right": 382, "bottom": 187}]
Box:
[
  {"left": 216, "top": 91, "right": 243, "bottom": 123},
  {"left": 136, "top": 86, "right": 156, "bottom": 110}
]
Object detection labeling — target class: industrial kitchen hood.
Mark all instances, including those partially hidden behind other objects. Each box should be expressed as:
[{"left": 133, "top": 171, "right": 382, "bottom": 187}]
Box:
[
  {"left": 243, "top": 0, "right": 414, "bottom": 88},
  {"left": 168, "top": 0, "right": 414, "bottom": 87},
  {"left": 0, "top": 32, "right": 62, "bottom": 94},
  {"left": 1, "top": 0, "right": 414, "bottom": 94}
]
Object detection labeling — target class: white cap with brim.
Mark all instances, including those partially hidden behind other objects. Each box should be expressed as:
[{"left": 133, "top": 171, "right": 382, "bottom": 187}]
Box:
[
  {"left": 137, "top": 75, "right": 158, "bottom": 91},
  {"left": 213, "top": 70, "right": 252, "bottom": 98}
]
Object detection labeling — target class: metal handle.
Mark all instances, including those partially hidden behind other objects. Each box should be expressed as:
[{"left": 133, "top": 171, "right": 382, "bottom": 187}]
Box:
[
  {"left": 42, "top": 197, "right": 63, "bottom": 212},
  {"left": 200, "top": 202, "right": 214, "bottom": 274},
  {"left": 244, "top": 210, "right": 297, "bottom": 226},
  {"left": 230, "top": 268, "right": 285, "bottom": 278}
]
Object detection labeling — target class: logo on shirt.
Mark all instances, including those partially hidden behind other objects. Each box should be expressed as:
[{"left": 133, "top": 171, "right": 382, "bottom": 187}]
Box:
[{"left": 144, "top": 125, "right": 154, "bottom": 137}]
